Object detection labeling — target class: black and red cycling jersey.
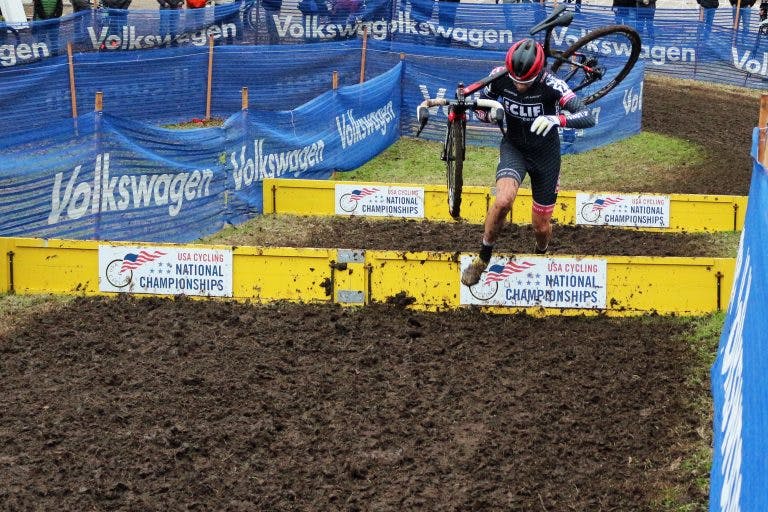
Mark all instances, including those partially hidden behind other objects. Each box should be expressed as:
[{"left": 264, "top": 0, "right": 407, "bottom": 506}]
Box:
[
  {"left": 475, "top": 67, "right": 596, "bottom": 212},
  {"left": 477, "top": 66, "right": 595, "bottom": 147}
]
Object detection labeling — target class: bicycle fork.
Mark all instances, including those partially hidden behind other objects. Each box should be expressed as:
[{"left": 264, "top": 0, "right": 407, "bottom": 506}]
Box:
[{"left": 441, "top": 109, "right": 467, "bottom": 162}]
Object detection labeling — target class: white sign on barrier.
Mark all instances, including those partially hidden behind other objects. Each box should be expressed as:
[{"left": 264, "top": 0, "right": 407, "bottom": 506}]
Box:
[
  {"left": 460, "top": 255, "right": 607, "bottom": 309},
  {"left": 98, "top": 245, "right": 233, "bottom": 297},
  {"left": 334, "top": 184, "right": 425, "bottom": 218},
  {"left": 575, "top": 192, "right": 670, "bottom": 228}
]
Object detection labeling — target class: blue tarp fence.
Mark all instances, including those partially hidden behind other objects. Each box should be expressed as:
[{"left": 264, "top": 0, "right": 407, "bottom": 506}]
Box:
[
  {"left": 0, "top": 54, "right": 642, "bottom": 241},
  {"left": 0, "top": 62, "right": 401, "bottom": 242},
  {"left": 709, "top": 132, "right": 768, "bottom": 512}
]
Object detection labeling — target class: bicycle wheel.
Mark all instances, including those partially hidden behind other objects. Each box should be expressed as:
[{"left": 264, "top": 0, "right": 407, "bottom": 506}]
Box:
[
  {"left": 549, "top": 25, "right": 641, "bottom": 105},
  {"left": 444, "top": 117, "right": 465, "bottom": 220}
]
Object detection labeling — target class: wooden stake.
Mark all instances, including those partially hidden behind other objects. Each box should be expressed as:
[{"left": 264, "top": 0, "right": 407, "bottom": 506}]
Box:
[
  {"left": 759, "top": 94, "right": 768, "bottom": 166},
  {"left": 331, "top": 70, "right": 340, "bottom": 179},
  {"left": 206, "top": 35, "right": 214, "bottom": 120},
  {"left": 95, "top": 91, "right": 103, "bottom": 112},
  {"left": 241, "top": 87, "right": 249, "bottom": 110},
  {"left": 67, "top": 42, "right": 78, "bottom": 119},
  {"left": 359, "top": 25, "right": 368, "bottom": 84}
]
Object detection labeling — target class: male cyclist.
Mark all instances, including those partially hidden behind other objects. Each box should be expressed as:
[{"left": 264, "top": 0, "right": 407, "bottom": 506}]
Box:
[{"left": 461, "top": 38, "right": 596, "bottom": 287}]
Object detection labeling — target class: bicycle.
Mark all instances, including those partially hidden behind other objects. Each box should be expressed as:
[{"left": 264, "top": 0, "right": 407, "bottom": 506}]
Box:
[{"left": 416, "top": 4, "right": 641, "bottom": 220}]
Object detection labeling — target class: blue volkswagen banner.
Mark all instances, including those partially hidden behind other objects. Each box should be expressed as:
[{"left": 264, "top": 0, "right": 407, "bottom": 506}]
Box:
[
  {"left": 0, "top": 63, "right": 402, "bottom": 242},
  {"left": 222, "top": 63, "right": 401, "bottom": 225},
  {"left": 709, "top": 130, "right": 768, "bottom": 512}
]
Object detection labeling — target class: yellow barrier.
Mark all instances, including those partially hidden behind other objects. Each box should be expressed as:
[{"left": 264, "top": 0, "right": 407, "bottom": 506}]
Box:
[
  {"left": 263, "top": 178, "right": 747, "bottom": 232},
  {"left": 0, "top": 237, "right": 734, "bottom": 316}
]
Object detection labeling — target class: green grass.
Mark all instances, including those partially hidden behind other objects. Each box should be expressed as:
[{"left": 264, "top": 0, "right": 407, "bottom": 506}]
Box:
[
  {"left": 335, "top": 132, "right": 704, "bottom": 193},
  {"left": 653, "top": 312, "right": 723, "bottom": 512},
  {"left": 201, "top": 214, "right": 340, "bottom": 247},
  {"left": 702, "top": 231, "right": 741, "bottom": 259},
  {"left": 0, "top": 294, "right": 72, "bottom": 336}
]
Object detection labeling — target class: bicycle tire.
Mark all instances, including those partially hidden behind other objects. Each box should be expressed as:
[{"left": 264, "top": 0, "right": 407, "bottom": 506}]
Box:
[
  {"left": 445, "top": 116, "right": 465, "bottom": 220},
  {"left": 549, "top": 25, "right": 641, "bottom": 105}
]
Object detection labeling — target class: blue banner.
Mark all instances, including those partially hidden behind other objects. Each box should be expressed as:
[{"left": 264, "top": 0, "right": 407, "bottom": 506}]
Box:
[
  {"left": 0, "top": 63, "right": 402, "bottom": 242},
  {"left": 223, "top": 62, "right": 401, "bottom": 224},
  {"left": 709, "top": 130, "right": 768, "bottom": 511}
]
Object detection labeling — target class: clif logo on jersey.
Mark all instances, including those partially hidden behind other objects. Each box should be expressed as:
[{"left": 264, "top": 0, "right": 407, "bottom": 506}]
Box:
[{"left": 504, "top": 100, "right": 543, "bottom": 121}]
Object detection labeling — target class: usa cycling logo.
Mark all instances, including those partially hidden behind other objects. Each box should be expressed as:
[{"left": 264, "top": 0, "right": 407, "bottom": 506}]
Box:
[
  {"left": 338, "top": 187, "right": 380, "bottom": 213},
  {"left": 468, "top": 259, "right": 536, "bottom": 301},
  {"left": 104, "top": 250, "right": 167, "bottom": 288},
  {"left": 580, "top": 196, "right": 623, "bottom": 223}
]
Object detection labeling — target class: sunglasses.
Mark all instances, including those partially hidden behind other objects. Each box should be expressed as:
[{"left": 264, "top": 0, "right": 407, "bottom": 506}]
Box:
[{"left": 510, "top": 74, "right": 538, "bottom": 85}]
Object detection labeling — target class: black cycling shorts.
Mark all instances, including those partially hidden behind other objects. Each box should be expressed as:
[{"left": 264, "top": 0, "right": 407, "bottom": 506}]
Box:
[{"left": 496, "top": 137, "right": 561, "bottom": 211}]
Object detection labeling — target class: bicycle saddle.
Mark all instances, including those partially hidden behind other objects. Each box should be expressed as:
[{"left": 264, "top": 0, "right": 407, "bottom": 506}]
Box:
[{"left": 529, "top": 5, "right": 574, "bottom": 36}]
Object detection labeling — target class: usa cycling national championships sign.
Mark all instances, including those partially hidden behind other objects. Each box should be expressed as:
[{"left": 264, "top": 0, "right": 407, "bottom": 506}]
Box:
[
  {"left": 460, "top": 255, "right": 607, "bottom": 309},
  {"left": 575, "top": 193, "right": 671, "bottom": 228},
  {"left": 334, "top": 184, "right": 425, "bottom": 218},
  {"left": 99, "top": 246, "right": 233, "bottom": 297}
]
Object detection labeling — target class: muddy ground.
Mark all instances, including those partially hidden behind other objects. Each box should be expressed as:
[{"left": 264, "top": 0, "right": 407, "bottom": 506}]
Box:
[
  {"left": 642, "top": 75, "right": 758, "bottom": 197},
  {"left": 0, "top": 75, "right": 749, "bottom": 511},
  {"left": 1, "top": 297, "right": 712, "bottom": 511},
  {"left": 214, "top": 215, "right": 738, "bottom": 257}
]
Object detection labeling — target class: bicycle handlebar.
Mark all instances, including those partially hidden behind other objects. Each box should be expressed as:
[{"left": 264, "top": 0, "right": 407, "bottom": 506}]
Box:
[
  {"left": 415, "top": 98, "right": 504, "bottom": 137},
  {"left": 417, "top": 97, "right": 503, "bottom": 111}
]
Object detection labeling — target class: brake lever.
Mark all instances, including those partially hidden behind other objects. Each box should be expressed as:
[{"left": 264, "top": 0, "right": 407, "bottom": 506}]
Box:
[
  {"left": 416, "top": 118, "right": 428, "bottom": 137},
  {"left": 415, "top": 104, "right": 430, "bottom": 137}
]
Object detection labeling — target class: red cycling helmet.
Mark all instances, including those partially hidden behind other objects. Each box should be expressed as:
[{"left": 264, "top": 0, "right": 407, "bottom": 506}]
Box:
[{"left": 505, "top": 38, "right": 545, "bottom": 83}]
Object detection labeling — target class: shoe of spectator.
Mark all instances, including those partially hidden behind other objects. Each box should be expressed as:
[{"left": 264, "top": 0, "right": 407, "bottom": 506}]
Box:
[{"left": 461, "top": 258, "right": 488, "bottom": 287}]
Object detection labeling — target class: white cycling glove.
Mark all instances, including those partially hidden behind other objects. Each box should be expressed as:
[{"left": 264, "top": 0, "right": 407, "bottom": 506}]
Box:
[
  {"left": 530, "top": 115, "right": 562, "bottom": 136},
  {"left": 489, "top": 107, "right": 505, "bottom": 122}
]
